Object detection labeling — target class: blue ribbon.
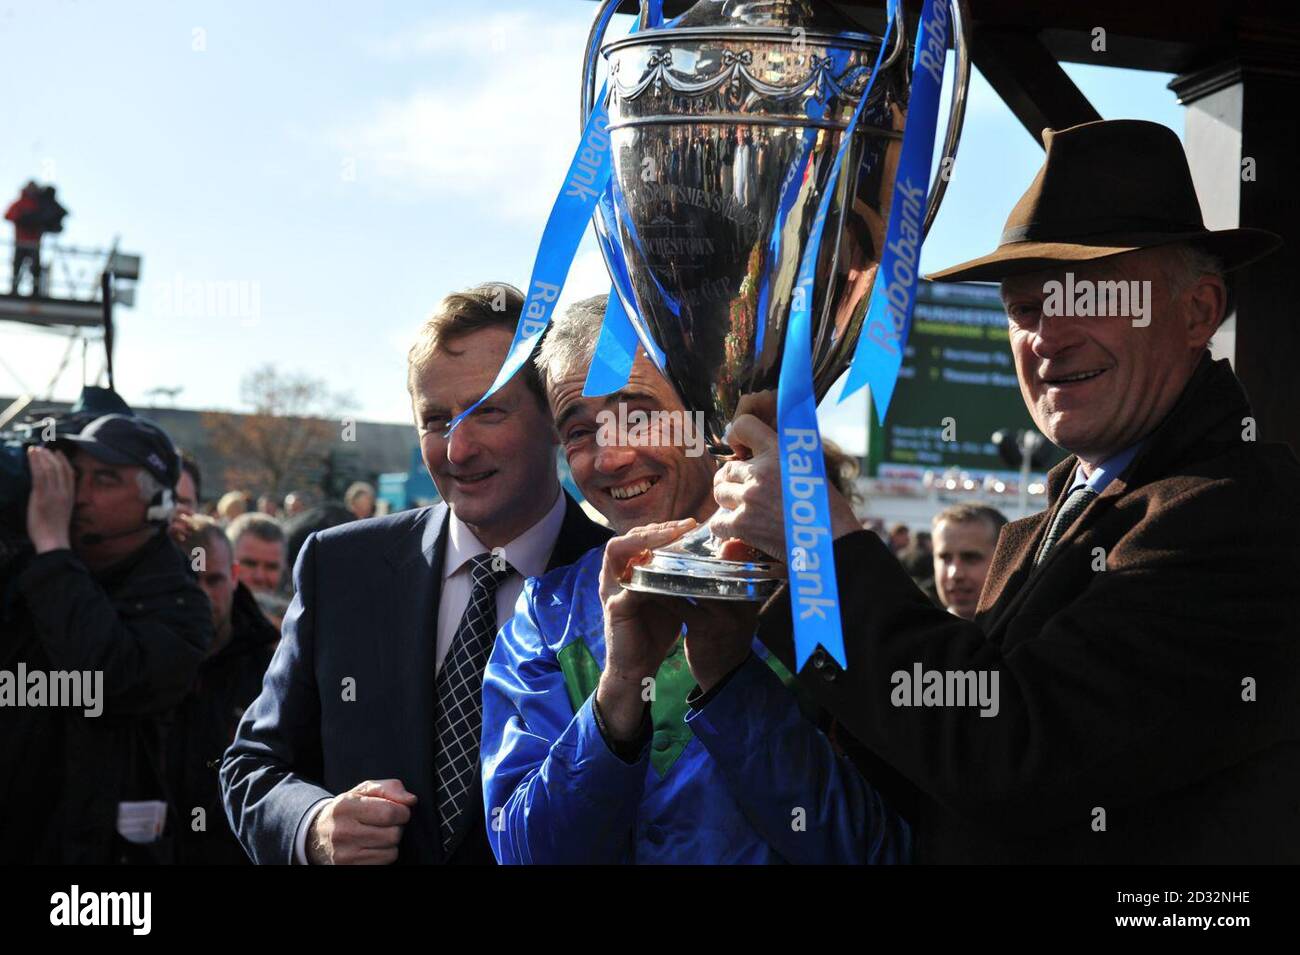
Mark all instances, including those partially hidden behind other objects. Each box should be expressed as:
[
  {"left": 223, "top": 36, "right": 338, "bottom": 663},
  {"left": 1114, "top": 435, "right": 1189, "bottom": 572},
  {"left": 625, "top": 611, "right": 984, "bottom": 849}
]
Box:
[
  {"left": 584, "top": 0, "right": 674, "bottom": 396},
  {"left": 448, "top": 97, "right": 615, "bottom": 431},
  {"left": 753, "top": 120, "right": 819, "bottom": 368},
  {"left": 583, "top": 281, "right": 642, "bottom": 396},
  {"left": 585, "top": 169, "right": 672, "bottom": 394},
  {"left": 840, "top": 0, "right": 950, "bottom": 423},
  {"left": 453, "top": 0, "right": 681, "bottom": 417},
  {"left": 774, "top": 3, "right": 897, "bottom": 670},
  {"left": 451, "top": 0, "right": 675, "bottom": 428}
]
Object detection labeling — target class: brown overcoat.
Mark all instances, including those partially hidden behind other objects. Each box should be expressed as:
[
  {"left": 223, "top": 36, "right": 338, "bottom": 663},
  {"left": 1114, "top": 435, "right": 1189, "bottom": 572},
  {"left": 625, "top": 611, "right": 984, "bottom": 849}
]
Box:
[{"left": 758, "top": 354, "right": 1300, "bottom": 862}]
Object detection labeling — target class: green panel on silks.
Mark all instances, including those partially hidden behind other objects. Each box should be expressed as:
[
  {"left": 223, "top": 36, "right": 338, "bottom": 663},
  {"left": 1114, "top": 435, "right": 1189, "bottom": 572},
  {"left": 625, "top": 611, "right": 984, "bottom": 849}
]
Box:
[
  {"left": 558, "top": 637, "right": 695, "bottom": 777},
  {"left": 558, "top": 636, "right": 800, "bottom": 777}
]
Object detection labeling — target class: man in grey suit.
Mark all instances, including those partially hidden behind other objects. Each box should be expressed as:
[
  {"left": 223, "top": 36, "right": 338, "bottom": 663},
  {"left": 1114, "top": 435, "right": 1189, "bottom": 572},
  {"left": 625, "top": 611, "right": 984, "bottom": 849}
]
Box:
[{"left": 220, "top": 284, "right": 610, "bottom": 864}]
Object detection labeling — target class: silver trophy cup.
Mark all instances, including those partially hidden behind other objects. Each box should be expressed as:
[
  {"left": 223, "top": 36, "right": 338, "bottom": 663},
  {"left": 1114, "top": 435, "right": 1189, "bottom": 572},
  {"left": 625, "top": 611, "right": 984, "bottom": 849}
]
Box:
[{"left": 582, "top": 0, "right": 970, "bottom": 599}]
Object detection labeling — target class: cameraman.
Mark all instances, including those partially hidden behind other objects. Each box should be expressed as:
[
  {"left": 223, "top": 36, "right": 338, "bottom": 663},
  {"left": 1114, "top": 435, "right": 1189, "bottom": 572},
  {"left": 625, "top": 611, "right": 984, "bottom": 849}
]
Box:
[
  {"left": 0, "top": 414, "right": 213, "bottom": 863},
  {"left": 4, "top": 181, "right": 41, "bottom": 295}
]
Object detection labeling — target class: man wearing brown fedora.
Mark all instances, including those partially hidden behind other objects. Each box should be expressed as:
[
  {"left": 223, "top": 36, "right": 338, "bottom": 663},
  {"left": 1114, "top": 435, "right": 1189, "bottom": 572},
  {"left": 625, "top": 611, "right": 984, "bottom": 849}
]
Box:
[{"left": 671, "top": 118, "right": 1300, "bottom": 862}]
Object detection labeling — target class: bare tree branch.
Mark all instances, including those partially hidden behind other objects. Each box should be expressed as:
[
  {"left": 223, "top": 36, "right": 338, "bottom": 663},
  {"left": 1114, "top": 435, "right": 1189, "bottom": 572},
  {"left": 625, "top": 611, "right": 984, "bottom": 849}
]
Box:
[{"left": 202, "top": 365, "right": 354, "bottom": 497}]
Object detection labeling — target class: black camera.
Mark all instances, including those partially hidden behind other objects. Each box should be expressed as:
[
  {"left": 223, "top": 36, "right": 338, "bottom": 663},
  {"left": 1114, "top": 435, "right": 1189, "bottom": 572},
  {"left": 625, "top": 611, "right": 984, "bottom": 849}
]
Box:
[{"left": 0, "top": 386, "right": 133, "bottom": 562}]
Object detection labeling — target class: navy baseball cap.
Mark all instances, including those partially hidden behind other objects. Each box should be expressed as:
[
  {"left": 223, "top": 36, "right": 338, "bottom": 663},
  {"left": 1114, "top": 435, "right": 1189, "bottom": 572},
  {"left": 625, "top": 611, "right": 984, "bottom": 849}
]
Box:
[{"left": 58, "top": 414, "right": 181, "bottom": 487}]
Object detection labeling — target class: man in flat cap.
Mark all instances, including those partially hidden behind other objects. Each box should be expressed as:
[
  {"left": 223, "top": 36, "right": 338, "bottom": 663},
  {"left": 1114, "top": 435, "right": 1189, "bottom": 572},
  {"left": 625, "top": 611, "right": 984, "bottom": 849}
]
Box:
[{"left": 686, "top": 119, "right": 1300, "bottom": 862}]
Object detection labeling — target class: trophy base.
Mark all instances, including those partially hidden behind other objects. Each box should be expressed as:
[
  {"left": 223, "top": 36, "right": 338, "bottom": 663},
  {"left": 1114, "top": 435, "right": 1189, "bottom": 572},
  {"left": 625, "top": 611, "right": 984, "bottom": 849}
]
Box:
[{"left": 623, "top": 525, "right": 782, "bottom": 602}]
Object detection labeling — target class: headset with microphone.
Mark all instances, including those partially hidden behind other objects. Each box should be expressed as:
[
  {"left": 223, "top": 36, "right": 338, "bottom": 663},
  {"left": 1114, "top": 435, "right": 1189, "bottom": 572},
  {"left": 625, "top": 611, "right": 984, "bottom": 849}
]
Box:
[
  {"left": 56, "top": 414, "right": 181, "bottom": 547},
  {"left": 145, "top": 485, "right": 176, "bottom": 526},
  {"left": 79, "top": 486, "right": 175, "bottom": 547}
]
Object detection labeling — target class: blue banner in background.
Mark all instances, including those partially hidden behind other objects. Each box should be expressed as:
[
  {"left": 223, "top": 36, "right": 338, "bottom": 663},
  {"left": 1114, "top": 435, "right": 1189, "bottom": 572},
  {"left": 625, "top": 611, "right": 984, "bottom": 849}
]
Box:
[
  {"left": 841, "top": 0, "right": 950, "bottom": 424},
  {"left": 774, "top": 2, "right": 897, "bottom": 670}
]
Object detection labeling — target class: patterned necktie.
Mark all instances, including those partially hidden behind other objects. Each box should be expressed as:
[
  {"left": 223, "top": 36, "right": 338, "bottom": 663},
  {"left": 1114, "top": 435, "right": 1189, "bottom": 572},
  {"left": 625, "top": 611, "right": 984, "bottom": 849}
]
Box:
[
  {"left": 1033, "top": 484, "right": 1098, "bottom": 568},
  {"left": 434, "top": 552, "right": 511, "bottom": 855}
]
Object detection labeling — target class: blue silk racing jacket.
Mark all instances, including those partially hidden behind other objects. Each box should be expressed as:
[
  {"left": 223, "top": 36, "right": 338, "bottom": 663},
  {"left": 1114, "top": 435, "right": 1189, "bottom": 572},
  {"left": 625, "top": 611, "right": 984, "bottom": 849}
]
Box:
[{"left": 480, "top": 544, "right": 912, "bottom": 864}]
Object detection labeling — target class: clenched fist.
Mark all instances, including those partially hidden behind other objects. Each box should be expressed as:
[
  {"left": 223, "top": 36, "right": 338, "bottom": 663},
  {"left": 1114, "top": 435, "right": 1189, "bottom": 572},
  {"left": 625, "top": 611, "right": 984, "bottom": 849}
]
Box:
[{"left": 306, "top": 779, "right": 417, "bottom": 865}]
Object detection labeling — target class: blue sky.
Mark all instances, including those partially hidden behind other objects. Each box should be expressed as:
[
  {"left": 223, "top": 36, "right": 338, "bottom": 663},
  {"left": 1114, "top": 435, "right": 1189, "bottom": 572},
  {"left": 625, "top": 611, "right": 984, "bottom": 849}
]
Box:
[{"left": 1, "top": 0, "right": 1184, "bottom": 442}]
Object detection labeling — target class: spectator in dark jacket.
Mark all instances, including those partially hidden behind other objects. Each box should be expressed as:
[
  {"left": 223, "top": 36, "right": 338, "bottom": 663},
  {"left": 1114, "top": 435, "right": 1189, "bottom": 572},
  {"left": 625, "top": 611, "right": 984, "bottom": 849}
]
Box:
[
  {"left": 0, "top": 414, "right": 212, "bottom": 863},
  {"left": 167, "top": 516, "right": 278, "bottom": 864},
  {"left": 227, "top": 512, "right": 286, "bottom": 596},
  {"left": 930, "top": 504, "right": 1007, "bottom": 620}
]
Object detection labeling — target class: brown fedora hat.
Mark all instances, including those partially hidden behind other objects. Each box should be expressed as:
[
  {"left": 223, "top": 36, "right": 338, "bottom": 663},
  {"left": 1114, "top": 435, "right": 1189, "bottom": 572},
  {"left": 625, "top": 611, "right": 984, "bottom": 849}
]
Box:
[{"left": 926, "top": 119, "right": 1282, "bottom": 283}]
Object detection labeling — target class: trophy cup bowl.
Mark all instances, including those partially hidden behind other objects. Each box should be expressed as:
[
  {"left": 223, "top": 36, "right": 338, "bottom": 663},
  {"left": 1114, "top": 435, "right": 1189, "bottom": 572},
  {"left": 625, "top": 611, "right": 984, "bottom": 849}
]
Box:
[{"left": 582, "top": 0, "right": 969, "bottom": 600}]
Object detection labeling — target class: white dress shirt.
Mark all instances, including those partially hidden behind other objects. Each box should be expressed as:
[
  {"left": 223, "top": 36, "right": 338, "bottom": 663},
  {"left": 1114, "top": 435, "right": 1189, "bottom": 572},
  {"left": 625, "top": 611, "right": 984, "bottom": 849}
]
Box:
[
  {"left": 293, "top": 490, "right": 567, "bottom": 863},
  {"left": 434, "top": 489, "right": 566, "bottom": 674}
]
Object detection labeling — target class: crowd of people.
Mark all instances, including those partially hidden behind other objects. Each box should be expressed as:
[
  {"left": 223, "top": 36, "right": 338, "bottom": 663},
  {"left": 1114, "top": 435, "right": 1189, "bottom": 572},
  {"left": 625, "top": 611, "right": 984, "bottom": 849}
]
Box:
[
  {"left": 0, "top": 420, "right": 388, "bottom": 863},
  {"left": 171, "top": 476, "right": 380, "bottom": 625},
  {"left": 2, "top": 119, "right": 1297, "bottom": 865}
]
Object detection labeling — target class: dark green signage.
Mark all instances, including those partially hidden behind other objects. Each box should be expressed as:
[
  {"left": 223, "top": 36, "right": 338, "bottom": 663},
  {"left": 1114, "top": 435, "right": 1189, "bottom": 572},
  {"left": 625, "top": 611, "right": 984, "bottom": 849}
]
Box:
[{"left": 867, "top": 281, "right": 1064, "bottom": 480}]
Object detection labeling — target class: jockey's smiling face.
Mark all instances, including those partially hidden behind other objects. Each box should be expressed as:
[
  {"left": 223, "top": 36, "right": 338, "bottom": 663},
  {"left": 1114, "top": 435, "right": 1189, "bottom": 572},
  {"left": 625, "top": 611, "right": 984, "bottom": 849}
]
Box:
[{"left": 548, "top": 351, "right": 716, "bottom": 535}]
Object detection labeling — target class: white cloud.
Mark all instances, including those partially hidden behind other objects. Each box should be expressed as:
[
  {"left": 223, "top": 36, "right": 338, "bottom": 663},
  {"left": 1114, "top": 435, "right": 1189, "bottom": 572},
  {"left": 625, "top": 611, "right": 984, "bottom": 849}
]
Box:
[{"left": 336, "top": 8, "right": 624, "bottom": 221}]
